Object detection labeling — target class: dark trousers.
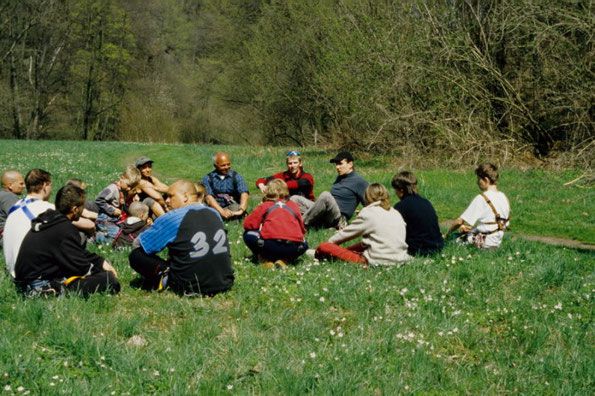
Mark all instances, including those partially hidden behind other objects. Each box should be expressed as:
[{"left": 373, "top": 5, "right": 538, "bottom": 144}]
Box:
[
  {"left": 67, "top": 271, "right": 121, "bottom": 296},
  {"left": 129, "top": 248, "right": 168, "bottom": 289},
  {"left": 243, "top": 230, "right": 308, "bottom": 262}
]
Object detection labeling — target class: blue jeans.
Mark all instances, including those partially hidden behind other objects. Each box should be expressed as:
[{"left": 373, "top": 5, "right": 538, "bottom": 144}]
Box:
[{"left": 243, "top": 230, "right": 308, "bottom": 262}]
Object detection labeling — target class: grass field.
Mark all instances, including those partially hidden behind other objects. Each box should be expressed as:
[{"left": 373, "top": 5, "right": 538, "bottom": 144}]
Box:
[{"left": 0, "top": 140, "right": 593, "bottom": 394}]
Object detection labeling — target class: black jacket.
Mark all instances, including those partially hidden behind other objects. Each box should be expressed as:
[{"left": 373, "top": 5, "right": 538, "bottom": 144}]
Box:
[
  {"left": 15, "top": 209, "right": 105, "bottom": 281},
  {"left": 113, "top": 217, "right": 149, "bottom": 248}
]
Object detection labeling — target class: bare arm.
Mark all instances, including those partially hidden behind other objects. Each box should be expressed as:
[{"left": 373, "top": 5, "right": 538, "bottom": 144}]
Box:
[
  {"left": 443, "top": 217, "right": 465, "bottom": 238},
  {"left": 140, "top": 180, "right": 166, "bottom": 207},
  {"left": 206, "top": 195, "right": 234, "bottom": 219},
  {"left": 148, "top": 176, "right": 169, "bottom": 194}
]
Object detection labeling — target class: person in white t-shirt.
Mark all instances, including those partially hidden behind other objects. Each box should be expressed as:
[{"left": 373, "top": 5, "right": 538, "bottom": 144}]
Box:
[
  {"left": 4, "top": 169, "right": 54, "bottom": 277},
  {"left": 444, "top": 163, "right": 510, "bottom": 248}
]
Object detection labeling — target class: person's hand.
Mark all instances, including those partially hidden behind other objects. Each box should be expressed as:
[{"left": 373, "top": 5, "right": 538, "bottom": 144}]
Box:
[
  {"left": 221, "top": 208, "right": 234, "bottom": 219},
  {"left": 146, "top": 218, "right": 153, "bottom": 226},
  {"left": 102, "top": 261, "right": 118, "bottom": 278},
  {"left": 113, "top": 208, "right": 121, "bottom": 217},
  {"left": 258, "top": 183, "right": 267, "bottom": 194},
  {"left": 232, "top": 209, "right": 245, "bottom": 217}
]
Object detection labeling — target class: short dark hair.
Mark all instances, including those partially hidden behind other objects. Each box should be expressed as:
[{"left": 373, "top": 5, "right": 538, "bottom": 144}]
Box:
[
  {"left": 55, "top": 185, "right": 86, "bottom": 215},
  {"left": 66, "top": 178, "right": 85, "bottom": 189},
  {"left": 391, "top": 171, "right": 418, "bottom": 196},
  {"left": 25, "top": 169, "right": 51, "bottom": 193},
  {"left": 475, "top": 163, "right": 499, "bottom": 184}
]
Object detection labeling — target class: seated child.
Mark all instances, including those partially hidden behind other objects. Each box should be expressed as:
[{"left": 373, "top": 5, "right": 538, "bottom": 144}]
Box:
[
  {"left": 315, "top": 183, "right": 410, "bottom": 267},
  {"left": 444, "top": 163, "right": 510, "bottom": 248},
  {"left": 95, "top": 165, "right": 141, "bottom": 243},
  {"left": 392, "top": 171, "right": 443, "bottom": 256},
  {"left": 243, "top": 179, "right": 308, "bottom": 268},
  {"left": 113, "top": 201, "right": 151, "bottom": 249}
]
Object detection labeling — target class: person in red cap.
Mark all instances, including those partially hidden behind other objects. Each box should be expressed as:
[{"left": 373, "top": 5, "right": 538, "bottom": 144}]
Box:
[{"left": 299, "top": 152, "right": 368, "bottom": 229}]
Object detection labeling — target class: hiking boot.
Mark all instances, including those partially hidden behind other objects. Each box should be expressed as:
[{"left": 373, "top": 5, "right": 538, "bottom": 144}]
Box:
[
  {"left": 274, "top": 260, "right": 288, "bottom": 269},
  {"left": 262, "top": 262, "right": 275, "bottom": 269}
]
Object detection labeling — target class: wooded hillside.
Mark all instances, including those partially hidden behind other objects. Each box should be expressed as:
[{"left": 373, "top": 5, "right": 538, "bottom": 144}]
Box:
[{"left": 1, "top": 0, "right": 592, "bottom": 163}]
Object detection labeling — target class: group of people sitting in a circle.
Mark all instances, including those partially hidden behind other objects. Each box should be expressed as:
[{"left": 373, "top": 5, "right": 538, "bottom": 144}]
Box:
[{"left": 0, "top": 150, "right": 510, "bottom": 298}]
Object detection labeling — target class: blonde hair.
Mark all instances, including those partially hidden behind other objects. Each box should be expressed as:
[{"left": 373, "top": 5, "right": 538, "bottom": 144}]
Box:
[
  {"left": 264, "top": 179, "right": 289, "bottom": 201},
  {"left": 122, "top": 166, "right": 141, "bottom": 188},
  {"left": 194, "top": 182, "right": 206, "bottom": 200},
  {"left": 364, "top": 183, "right": 391, "bottom": 211}
]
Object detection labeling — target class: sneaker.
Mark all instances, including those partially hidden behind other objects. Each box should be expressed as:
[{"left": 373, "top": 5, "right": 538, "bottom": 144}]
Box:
[
  {"left": 262, "top": 262, "right": 275, "bottom": 269},
  {"left": 274, "top": 260, "right": 288, "bottom": 269},
  {"left": 305, "top": 249, "right": 316, "bottom": 258}
]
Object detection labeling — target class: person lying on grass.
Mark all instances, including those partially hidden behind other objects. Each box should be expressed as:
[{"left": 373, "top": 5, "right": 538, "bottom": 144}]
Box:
[
  {"left": 129, "top": 179, "right": 234, "bottom": 297},
  {"left": 244, "top": 179, "right": 308, "bottom": 269},
  {"left": 94, "top": 165, "right": 141, "bottom": 244},
  {"left": 443, "top": 163, "right": 510, "bottom": 249},
  {"left": 315, "top": 183, "right": 410, "bottom": 267},
  {"left": 255, "top": 150, "right": 315, "bottom": 214},
  {"left": 14, "top": 185, "right": 120, "bottom": 298},
  {"left": 130, "top": 156, "right": 169, "bottom": 218},
  {"left": 392, "top": 171, "right": 444, "bottom": 256}
]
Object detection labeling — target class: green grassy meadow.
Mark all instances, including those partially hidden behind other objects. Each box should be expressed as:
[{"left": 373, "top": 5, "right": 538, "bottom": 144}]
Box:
[{"left": 0, "top": 140, "right": 593, "bottom": 394}]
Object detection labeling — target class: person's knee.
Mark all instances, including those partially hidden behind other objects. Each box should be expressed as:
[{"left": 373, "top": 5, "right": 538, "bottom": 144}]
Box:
[
  {"left": 318, "top": 191, "right": 332, "bottom": 201},
  {"left": 106, "top": 272, "right": 121, "bottom": 294},
  {"left": 129, "top": 247, "right": 146, "bottom": 272}
]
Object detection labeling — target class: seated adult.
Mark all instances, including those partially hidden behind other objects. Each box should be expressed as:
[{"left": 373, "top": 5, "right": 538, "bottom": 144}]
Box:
[
  {"left": 14, "top": 185, "right": 120, "bottom": 297},
  {"left": 255, "top": 151, "right": 315, "bottom": 214},
  {"left": 392, "top": 171, "right": 444, "bottom": 256},
  {"left": 0, "top": 170, "right": 25, "bottom": 247},
  {"left": 129, "top": 180, "right": 234, "bottom": 296},
  {"left": 202, "top": 152, "right": 249, "bottom": 220},
  {"left": 299, "top": 152, "right": 368, "bottom": 229},
  {"left": 4, "top": 169, "right": 96, "bottom": 277},
  {"left": 132, "top": 156, "right": 168, "bottom": 217}
]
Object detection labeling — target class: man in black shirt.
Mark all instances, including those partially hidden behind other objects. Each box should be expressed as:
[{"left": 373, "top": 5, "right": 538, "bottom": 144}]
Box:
[
  {"left": 392, "top": 171, "right": 443, "bottom": 256},
  {"left": 129, "top": 180, "right": 234, "bottom": 296},
  {"left": 15, "top": 185, "right": 120, "bottom": 297}
]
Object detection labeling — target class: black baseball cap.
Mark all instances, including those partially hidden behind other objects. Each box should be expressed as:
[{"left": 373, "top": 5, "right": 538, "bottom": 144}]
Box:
[
  {"left": 135, "top": 156, "right": 153, "bottom": 167},
  {"left": 329, "top": 151, "right": 354, "bottom": 163}
]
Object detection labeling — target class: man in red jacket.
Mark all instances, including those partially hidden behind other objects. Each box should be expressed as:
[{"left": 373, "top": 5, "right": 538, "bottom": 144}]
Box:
[{"left": 255, "top": 151, "right": 315, "bottom": 214}]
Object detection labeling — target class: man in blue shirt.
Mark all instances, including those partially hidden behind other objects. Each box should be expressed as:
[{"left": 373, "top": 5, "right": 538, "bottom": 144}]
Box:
[
  {"left": 297, "top": 152, "right": 368, "bottom": 229},
  {"left": 202, "top": 152, "right": 249, "bottom": 220},
  {"left": 129, "top": 180, "right": 234, "bottom": 296}
]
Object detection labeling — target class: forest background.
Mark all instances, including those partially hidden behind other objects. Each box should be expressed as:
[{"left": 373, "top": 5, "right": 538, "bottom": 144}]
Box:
[{"left": 1, "top": 0, "right": 593, "bottom": 167}]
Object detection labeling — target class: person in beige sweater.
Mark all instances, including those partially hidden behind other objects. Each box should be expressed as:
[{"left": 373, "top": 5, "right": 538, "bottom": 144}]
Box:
[{"left": 315, "top": 183, "right": 410, "bottom": 267}]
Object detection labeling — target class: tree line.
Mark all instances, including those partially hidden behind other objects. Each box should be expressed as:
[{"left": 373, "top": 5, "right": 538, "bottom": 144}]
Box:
[{"left": 1, "top": 0, "right": 592, "bottom": 162}]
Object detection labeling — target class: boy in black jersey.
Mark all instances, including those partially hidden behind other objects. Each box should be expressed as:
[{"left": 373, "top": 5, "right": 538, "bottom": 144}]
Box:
[{"left": 129, "top": 180, "right": 234, "bottom": 296}]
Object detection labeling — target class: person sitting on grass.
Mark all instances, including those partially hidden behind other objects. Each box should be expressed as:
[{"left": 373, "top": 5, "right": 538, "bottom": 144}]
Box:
[
  {"left": 94, "top": 165, "right": 141, "bottom": 244},
  {"left": 14, "top": 185, "right": 120, "bottom": 298},
  {"left": 66, "top": 178, "right": 98, "bottom": 221},
  {"left": 255, "top": 151, "right": 315, "bottom": 213},
  {"left": 298, "top": 151, "right": 368, "bottom": 229},
  {"left": 131, "top": 156, "right": 169, "bottom": 217},
  {"left": 129, "top": 180, "right": 234, "bottom": 297},
  {"left": 443, "top": 163, "right": 510, "bottom": 249},
  {"left": 244, "top": 179, "right": 308, "bottom": 269},
  {"left": 4, "top": 169, "right": 95, "bottom": 277},
  {"left": 202, "top": 152, "right": 250, "bottom": 220},
  {"left": 0, "top": 170, "right": 25, "bottom": 248},
  {"left": 113, "top": 201, "right": 151, "bottom": 249},
  {"left": 392, "top": 171, "right": 444, "bottom": 256},
  {"left": 315, "top": 183, "right": 410, "bottom": 267}
]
